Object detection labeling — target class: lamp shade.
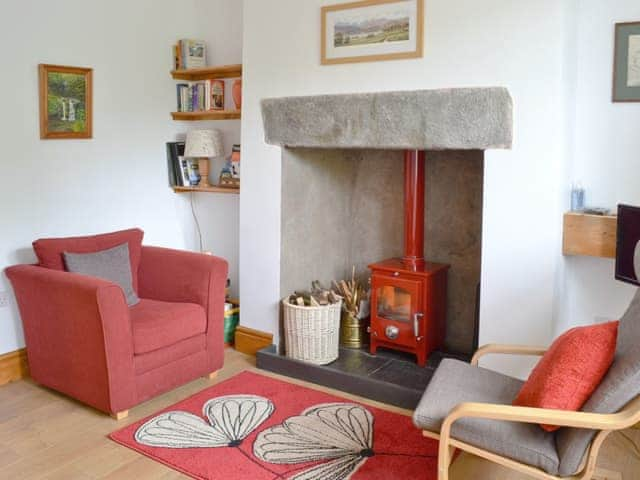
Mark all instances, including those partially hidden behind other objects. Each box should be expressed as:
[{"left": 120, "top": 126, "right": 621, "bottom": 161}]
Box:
[{"left": 184, "top": 129, "right": 224, "bottom": 158}]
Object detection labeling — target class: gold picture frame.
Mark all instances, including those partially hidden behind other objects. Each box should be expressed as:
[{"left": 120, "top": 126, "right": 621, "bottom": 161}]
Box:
[
  {"left": 321, "top": 0, "right": 424, "bottom": 65},
  {"left": 39, "top": 64, "right": 93, "bottom": 139}
]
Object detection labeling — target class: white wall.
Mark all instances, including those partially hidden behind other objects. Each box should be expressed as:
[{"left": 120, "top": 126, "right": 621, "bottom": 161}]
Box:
[
  {"left": 0, "top": 0, "right": 242, "bottom": 355},
  {"left": 557, "top": 0, "right": 640, "bottom": 334},
  {"left": 241, "top": 0, "right": 576, "bottom": 377}
]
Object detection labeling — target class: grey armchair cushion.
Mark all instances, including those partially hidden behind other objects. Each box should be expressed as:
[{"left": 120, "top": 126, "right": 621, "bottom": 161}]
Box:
[
  {"left": 413, "top": 359, "right": 560, "bottom": 474},
  {"left": 556, "top": 288, "right": 640, "bottom": 476},
  {"left": 64, "top": 242, "right": 140, "bottom": 306}
]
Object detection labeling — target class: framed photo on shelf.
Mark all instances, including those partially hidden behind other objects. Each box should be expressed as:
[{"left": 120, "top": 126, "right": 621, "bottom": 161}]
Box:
[
  {"left": 39, "top": 64, "right": 93, "bottom": 139},
  {"left": 321, "top": 0, "right": 424, "bottom": 65},
  {"left": 613, "top": 21, "right": 640, "bottom": 102}
]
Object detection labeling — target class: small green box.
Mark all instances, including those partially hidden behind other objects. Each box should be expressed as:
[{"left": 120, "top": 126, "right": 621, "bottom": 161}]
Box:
[{"left": 224, "top": 304, "right": 240, "bottom": 344}]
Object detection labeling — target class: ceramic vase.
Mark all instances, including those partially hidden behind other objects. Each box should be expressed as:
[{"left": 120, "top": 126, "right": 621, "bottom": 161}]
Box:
[{"left": 232, "top": 79, "right": 242, "bottom": 110}]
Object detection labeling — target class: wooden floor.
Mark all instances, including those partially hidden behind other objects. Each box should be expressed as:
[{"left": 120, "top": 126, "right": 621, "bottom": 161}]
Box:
[{"left": 0, "top": 348, "right": 638, "bottom": 479}]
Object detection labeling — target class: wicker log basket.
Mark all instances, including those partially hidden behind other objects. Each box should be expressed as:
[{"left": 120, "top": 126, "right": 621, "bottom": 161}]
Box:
[{"left": 282, "top": 297, "right": 342, "bottom": 365}]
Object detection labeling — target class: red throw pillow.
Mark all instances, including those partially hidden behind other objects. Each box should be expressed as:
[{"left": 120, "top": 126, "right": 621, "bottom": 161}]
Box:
[
  {"left": 32, "top": 228, "right": 144, "bottom": 292},
  {"left": 513, "top": 321, "right": 618, "bottom": 432}
]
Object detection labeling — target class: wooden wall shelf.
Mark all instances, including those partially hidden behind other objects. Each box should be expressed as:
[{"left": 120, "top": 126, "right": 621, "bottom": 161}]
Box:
[
  {"left": 173, "top": 186, "right": 239, "bottom": 194},
  {"left": 562, "top": 212, "right": 618, "bottom": 259},
  {"left": 171, "top": 64, "right": 242, "bottom": 81},
  {"left": 171, "top": 110, "right": 241, "bottom": 121}
]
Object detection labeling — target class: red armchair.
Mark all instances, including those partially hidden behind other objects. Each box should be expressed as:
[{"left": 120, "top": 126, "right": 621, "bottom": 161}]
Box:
[{"left": 5, "top": 231, "right": 228, "bottom": 419}]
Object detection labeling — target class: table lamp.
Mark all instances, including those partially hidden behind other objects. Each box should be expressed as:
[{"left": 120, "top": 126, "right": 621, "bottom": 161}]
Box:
[{"left": 185, "top": 129, "right": 224, "bottom": 188}]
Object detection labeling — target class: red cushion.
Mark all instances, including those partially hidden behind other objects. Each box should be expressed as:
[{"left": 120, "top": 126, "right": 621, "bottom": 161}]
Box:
[
  {"left": 513, "top": 321, "right": 618, "bottom": 432},
  {"left": 130, "top": 299, "right": 207, "bottom": 355},
  {"left": 32, "top": 228, "right": 144, "bottom": 292}
]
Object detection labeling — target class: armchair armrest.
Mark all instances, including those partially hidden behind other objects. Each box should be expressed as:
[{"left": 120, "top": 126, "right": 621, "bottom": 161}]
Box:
[
  {"left": 435, "top": 399, "right": 640, "bottom": 479},
  {"left": 138, "top": 247, "right": 228, "bottom": 370},
  {"left": 138, "top": 246, "right": 228, "bottom": 309},
  {"left": 5, "top": 265, "right": 136, "bottom": 413},
  {"left": 442, "top": 402, "right": 633, "bottom": 433},
  {"left": 471, "top": 344, "right": 548, "bottom": 366}
]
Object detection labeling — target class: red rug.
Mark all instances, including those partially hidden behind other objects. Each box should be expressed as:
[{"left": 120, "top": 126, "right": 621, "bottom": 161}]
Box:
[{"left": 110, "top": 371, "right": 438, "bottom": 479}]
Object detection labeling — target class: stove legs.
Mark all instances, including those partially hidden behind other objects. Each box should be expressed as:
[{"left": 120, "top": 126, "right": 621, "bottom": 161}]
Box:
[
  {"left": 416, "top": 349, "right": 427, "bottom": 368},
  {"left": 369, "top": 337, "right": 428, "bottom": 368},
  {"left": 370, "top": 338, "right": 378, "bottom": 356}
]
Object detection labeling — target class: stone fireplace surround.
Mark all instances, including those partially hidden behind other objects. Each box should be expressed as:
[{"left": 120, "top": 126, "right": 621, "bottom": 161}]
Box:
[{"left": 257, "top": 88, "right": 513, "bottom": 406}]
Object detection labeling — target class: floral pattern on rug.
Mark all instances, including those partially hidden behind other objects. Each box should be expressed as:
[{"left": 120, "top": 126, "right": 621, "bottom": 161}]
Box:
[
  {"left": 111, "top": 371, "right": 438, "bottom": 480},
  {"left": 134, "top": 396, "right": 427, "bottom": 480},
  {"left": 135, "top": 395, "right": 274, "bottom": 449},
  {"left": 253, "top": 403, "right": 374, "bottom": 480}
]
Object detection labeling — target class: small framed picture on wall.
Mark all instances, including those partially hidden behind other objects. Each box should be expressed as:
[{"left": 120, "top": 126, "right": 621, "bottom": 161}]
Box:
[
  {"left": 613, "top": 21, "right": 640, "bottom": 102},
  {"left": 321, "top": 0, "right": 424, "bottom": 65},
  {"left": 39, "top": 64, "right": 93, "bottom": 139}
]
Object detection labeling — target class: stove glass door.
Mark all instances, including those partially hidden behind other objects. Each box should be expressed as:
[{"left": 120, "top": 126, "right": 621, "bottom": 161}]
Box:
[
  {"left": 376, "top": 285, "right": 412, "bottom": 323},
  {"left": 371, "top": 274, "right": 422, "bottom": 348}
]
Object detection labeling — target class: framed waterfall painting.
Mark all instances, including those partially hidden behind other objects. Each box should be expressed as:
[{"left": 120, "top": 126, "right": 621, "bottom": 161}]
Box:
[
  {"left": 613, "top": 21, "right": 640, "bottom": 102},
  {"left": 39, "top": 64, "right": 93, "bottom": 139},
  {"left": 321, "top": 0, "right": 424, "bottom": 65}
]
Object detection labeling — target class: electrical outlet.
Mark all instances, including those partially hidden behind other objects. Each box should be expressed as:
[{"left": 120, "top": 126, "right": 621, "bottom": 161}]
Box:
[{"left": 0, "top": 291, "right": 9, "bottom": 308}]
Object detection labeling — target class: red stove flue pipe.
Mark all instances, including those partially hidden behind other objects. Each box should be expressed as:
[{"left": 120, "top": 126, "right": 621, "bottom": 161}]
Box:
[{"left": 403, "top": 149, "right": 426, "bottom": 269}]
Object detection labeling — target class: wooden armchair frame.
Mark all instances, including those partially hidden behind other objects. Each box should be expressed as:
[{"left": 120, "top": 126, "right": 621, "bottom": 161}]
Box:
[{"left": 421, "top": 344, "right": 640, "bottom": 480}]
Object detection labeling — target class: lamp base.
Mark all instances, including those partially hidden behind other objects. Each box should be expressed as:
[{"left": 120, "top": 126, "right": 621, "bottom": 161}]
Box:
[{"left": 198, "top": 157, "right": 211, "bottom": 187}]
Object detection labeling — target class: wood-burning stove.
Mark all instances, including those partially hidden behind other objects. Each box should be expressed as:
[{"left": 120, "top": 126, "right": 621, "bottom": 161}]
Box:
[{"left": 369, "top": 150, "right": 449, "bottom": 367}]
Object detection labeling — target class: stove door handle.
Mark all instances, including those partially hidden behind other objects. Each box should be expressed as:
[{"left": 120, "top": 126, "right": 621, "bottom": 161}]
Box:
[{"left": 413, "top": 313, "right": 424, "bottom": 337}]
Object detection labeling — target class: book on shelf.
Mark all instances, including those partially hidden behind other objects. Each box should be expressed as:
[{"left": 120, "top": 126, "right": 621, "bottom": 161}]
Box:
[
  {"left": 166, "top": 141, "right": 185, "bottom": 187},
  {"left": 175, "top": 79, "right": 227, "bottom": 112},
  {"left": 210, "top": 80, "right": 224, "bottom": 110},
  {"left": 174, "top": 39, "right": 206, "bottom": 70},
  {"left": 167, "top": 141, "right": 201, "bottom": 187},
  {"left": 173, "top": 44, "right": 181, "bottom": 71}
]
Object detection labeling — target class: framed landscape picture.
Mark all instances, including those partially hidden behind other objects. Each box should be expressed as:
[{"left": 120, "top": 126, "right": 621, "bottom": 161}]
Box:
[
  {"left": 321, "top": 0, "right": 424, "bottom": 65},
  {"left": 613, "top": 21, "right": 640, "bottom": 102},
  {"left": 39, "top": 64, "right": 93, "bottom": 139}
]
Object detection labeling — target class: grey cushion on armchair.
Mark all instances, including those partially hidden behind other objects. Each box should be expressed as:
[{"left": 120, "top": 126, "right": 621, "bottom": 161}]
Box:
[
  {"left": 413, "top": 358, "right": 560, "bottom": 474},
  {"left": 63, "top": 243, "right": 140, "bottom": 306}
]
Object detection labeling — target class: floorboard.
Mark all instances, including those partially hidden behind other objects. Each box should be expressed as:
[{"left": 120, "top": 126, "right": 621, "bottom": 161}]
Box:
[{"left": 0, "top": 348, "right": 637, "bottom": 479}]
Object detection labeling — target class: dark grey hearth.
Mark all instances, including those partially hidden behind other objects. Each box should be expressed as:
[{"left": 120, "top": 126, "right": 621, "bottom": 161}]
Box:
[
  {"left": 262, "top": 87, "right": 513, "bottom": 150},
  {"left": 257, "top": 345, "right": 469, "bottom": 409}
]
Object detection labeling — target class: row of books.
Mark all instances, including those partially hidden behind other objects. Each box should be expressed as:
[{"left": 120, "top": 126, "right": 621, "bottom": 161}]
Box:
[
  {"left": 166, "top": 142, "right": 200, "bottom": 187},
  {"left": 176, "top": 80, "right": 225, "bottom": 112},
  {"left": 173, "top": 39, "right": 206, "bottom": 70}
]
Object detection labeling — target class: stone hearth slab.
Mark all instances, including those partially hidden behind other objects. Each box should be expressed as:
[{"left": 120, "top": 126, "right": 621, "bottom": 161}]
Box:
[
  {"left": 262, "top": 88, "right": 513, "bottom": 150},
  {"left": 256, "top": 345, "right": 469, "bottom": 410}
]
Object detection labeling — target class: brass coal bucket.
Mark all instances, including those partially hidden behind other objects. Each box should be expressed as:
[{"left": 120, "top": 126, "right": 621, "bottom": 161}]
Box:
[{"left": 340, "top": 311, "right": 369, "bottom": 349}]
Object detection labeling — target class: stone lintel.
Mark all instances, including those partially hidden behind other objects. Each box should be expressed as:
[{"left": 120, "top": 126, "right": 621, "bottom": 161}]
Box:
[{"left": 262, "top": 87, "right": 513, "bottom": 151}]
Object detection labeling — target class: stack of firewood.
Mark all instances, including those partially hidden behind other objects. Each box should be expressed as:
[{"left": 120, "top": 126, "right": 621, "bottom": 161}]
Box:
[
  {"left": 287, "top": 268, "right": 370, "bottom": 315},
  {"left": 287, "top": 280, "right": 341, "bottom": 307},
  {"left": 332, "top": 266, "right": 369, "bottom": 318}
]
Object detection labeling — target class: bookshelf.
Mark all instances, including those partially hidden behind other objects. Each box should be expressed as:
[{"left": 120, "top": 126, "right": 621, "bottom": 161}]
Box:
[
  {"left": 171, "top": 111, "right": 241, "bottom": 121},
  {"left": 170, "top": 63, "right": 242, "bottom": 194},
  {"left": 171, "top": 64, "right": 242, "bottom": 81},
  {"left": 171, "top": 64, "right": 242, "bottom": 121},
  {"left": 173, "top": 185, "right": 239, "bottom": 195}
]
